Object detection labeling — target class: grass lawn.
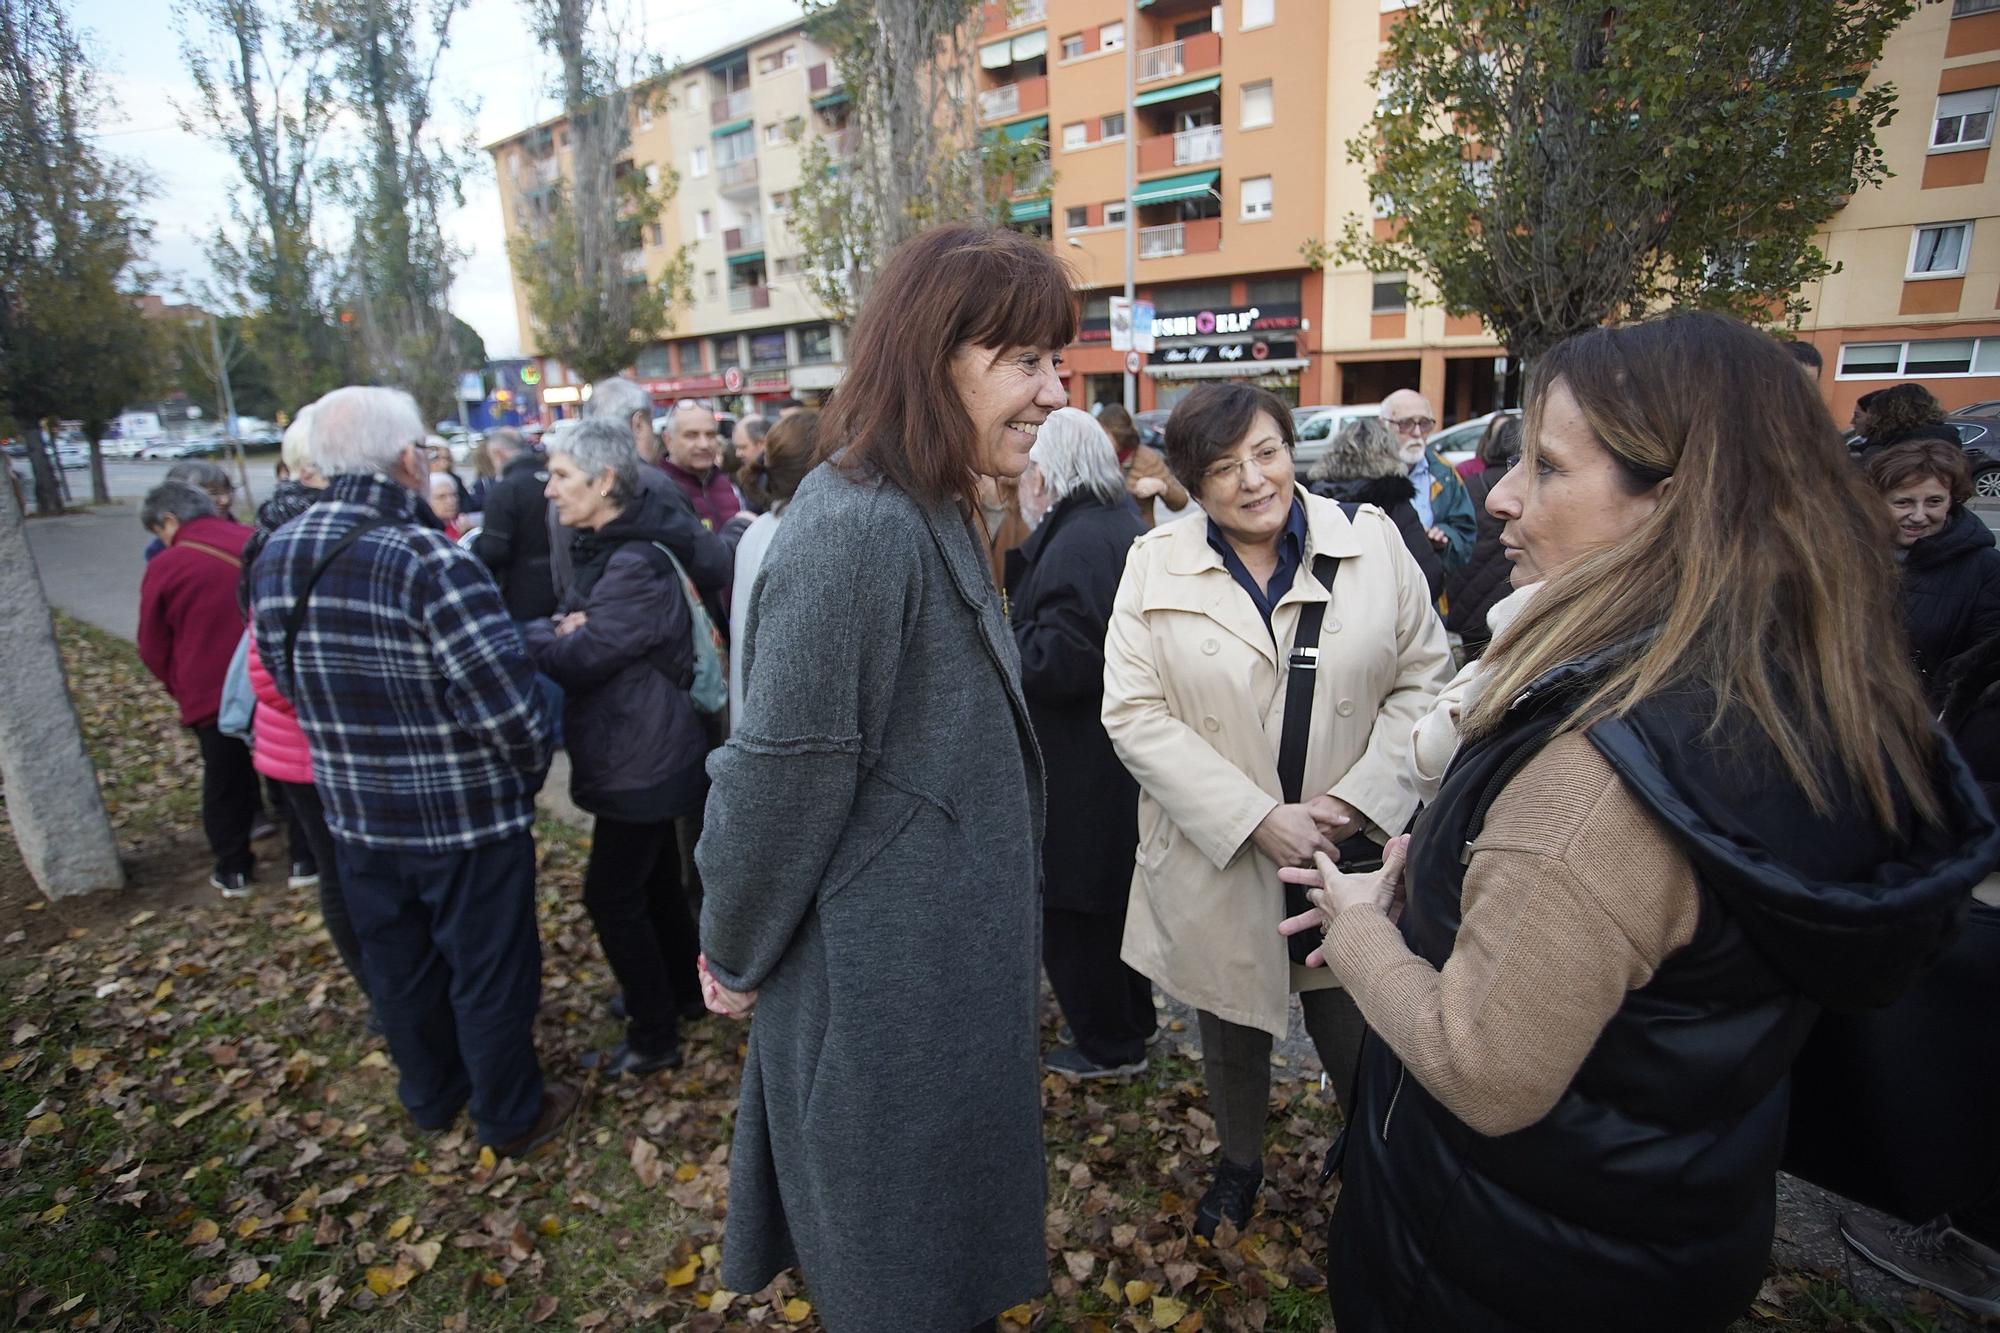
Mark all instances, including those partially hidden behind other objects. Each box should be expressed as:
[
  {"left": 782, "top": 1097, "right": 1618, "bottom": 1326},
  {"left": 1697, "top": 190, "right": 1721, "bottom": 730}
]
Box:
[{"left": 0, "top": 614, "right": 1967, "bottom": 1331}]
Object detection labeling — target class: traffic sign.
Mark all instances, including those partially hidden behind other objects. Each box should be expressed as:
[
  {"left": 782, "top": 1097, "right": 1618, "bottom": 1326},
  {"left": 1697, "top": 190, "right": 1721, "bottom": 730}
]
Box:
[
  {"left": 723, "top": 366, "right": 744, "bottom": 393},
  {"left": 1125, "top": 350, "right": 1142, "bottom": 375}
]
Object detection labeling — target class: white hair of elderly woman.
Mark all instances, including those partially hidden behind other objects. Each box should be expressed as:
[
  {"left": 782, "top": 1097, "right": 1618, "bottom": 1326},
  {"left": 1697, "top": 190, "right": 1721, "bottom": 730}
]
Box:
[
  {"left": 584, "top": 375, "right": 652, "bottom": 428},
  {"left": 308, "top": 386, "right": 425, "bottom": 478},
  {"left": 280, "top": 403, "right": 320, "bottom": 480},
  {"left": 1024, "top": 407, "right": 1128, "bottom": 525},
  {"left": 554, "top": 417, "right": 643, "bottom": 503}
]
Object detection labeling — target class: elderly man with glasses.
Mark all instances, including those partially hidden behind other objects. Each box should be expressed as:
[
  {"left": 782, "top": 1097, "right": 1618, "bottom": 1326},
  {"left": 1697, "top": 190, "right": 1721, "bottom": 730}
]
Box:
[{"left": 1381, "top": 388, "right": 1476, "bottom": 573}]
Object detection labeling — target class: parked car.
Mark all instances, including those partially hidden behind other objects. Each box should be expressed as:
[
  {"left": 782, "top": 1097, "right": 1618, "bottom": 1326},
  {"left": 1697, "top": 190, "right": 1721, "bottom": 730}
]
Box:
[
  {"left": 1294, "top": 404, "right": 1384, "bottom": 467},
  {"left": 1947, "top": 417, "right": 2000, "bottom": 499},
  {"left": 140, "top": 440, "right": 197, "bottom": 460},
  {"left": 1948, "top": 400, "right": 2000, "bottom": 420},
  {"left": 1428, "top": 409, "right": 1521, "bottom": 460}
]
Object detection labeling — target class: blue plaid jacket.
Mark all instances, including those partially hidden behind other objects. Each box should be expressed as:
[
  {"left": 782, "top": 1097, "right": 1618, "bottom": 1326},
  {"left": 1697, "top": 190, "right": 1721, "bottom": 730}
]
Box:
[{"left": 249, "top": 473, "right": 554, "bottom": 852}]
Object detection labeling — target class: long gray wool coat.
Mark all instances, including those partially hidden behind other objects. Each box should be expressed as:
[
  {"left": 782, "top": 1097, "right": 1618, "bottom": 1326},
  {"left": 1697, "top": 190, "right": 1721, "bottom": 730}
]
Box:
[{"left": 696, "top": 461, "right": 1049, "bottom": 1330}]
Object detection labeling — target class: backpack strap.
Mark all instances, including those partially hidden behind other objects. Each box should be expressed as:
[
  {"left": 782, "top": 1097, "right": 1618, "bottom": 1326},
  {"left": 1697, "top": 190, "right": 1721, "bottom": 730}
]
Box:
[
  {"left": 282, "top": 516, "right": 398, "bottom": 687},
  {"left": 178, "top": 539, "right": 242, "bottom": 570}
]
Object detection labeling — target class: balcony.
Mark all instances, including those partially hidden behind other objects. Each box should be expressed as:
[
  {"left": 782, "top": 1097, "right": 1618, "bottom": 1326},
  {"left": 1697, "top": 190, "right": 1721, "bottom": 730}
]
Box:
[
  {"left": 710, "top": 89, "right": 752, "bottom": 124},
  {"left": 1010, "top": 160, "right": 1052, "bottom": 196},
  {"left": 717, "top": 157, "right": 760, "bottom": 194},
  {"left": 1136, "top": 30, "right": 1222, "bottom": 84},
  {"left": 724, "top": 223, "right": 764, "bottom": 252},
  {"left": 620, "top": 251, "right": 647, "bottom": 276},
  {"left": 1136, "top": 124, "right": 1222, "bottom": 173},
  {"left": 981, "top": 0, "right": 1045, "bottom": 34},
  {"left": 728, "top": 285, "right": 772, "bottom": 311},
  {"left": 807, "top": 62, "right": 843, "bottom": 94},
  {"left": 978, "top": 74, "right": 1049, "bottom": 123},
  {"left": 1138, "top": 216, "right": 1222, "bottom": 259}
]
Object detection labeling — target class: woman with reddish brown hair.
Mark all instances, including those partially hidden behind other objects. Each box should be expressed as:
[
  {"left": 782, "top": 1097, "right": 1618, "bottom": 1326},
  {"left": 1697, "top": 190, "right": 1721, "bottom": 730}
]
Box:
[
  {"left": 695, "top": 223, "right": 1074, "bottom": 1331},
  {"left": 1866, "top": 439, "right": 2000, "bottom": 704}
]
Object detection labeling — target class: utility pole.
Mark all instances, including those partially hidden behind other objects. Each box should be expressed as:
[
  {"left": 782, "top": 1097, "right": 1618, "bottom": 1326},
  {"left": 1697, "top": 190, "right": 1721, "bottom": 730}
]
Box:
[
  {"left": 204, "top": 316, "right": 253, "bottom": 509},
  {"left": 1122, "top": 0, "right": 1137, "bottom": 414}
]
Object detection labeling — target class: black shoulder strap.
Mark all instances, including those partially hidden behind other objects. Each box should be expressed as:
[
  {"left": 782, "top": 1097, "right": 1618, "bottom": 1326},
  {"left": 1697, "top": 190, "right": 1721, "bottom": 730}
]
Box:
[
  {"left": 1275, "top": 504, "right": 1357, "bottom": 802},
  {"left": 282, "top": 515, "right": 397, "bottom": 686}
]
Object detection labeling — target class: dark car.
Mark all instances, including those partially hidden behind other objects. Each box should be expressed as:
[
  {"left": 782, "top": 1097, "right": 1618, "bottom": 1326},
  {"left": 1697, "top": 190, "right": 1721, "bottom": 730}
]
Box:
[
  {"left": 1952, "top": 417, "right": 2000, "bottom": 498},
  {"left": 1948, "top": 400, "right": 2000, "bottom": 420}
]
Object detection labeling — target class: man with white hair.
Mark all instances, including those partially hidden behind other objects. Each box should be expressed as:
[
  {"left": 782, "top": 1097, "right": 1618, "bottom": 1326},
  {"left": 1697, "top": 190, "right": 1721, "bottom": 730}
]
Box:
[
  {"left": 249, "top": 385, "right": 572, "bottom": 1158},
  {"left": 584, "top": 377, "right": 732, "bottom": 595},
  {"left": 659, "top": 401, "right": 743, "bottom": 534},
  {"left": 1380, "top": 387, "right": 1475, "bottom": 572}
]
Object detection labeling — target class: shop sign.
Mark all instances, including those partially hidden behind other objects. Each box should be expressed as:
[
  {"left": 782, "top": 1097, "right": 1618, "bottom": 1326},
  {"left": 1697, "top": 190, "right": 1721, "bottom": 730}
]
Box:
[
  {"left": 1156, "top": 337, "right": 1298, "bottom": 366},
  {"left": 642, "top": 375, "right": 726, "bottom": 395},
  {"left": 748, "top": 372, "right": 791, "bottom": 392}
]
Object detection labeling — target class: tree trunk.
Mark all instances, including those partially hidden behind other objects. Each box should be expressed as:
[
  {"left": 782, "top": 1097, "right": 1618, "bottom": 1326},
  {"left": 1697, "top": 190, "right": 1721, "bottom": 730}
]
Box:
[
  {"left": 85, "top": 429, "right": 108, "bottom": 505},
  {"left": 23, "top": 421, "right": 62, "bottom": 515}
]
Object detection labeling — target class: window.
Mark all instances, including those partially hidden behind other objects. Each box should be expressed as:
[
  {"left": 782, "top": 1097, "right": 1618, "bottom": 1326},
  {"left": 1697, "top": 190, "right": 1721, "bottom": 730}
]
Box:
[
  {"left": 773, "top": 256, "right": 799, "bottom": 277},
  {"left": 798, "top": 324, "right": 835, "bottom": 363},
  {"left": 676, "top": 342, "right": 704, "bottom": 375},
  {"left": 689, "top": 145, "right": 709, "bottom": 177},
  {"left": 1099, "top": 21, "right": 1124, "bottom": 51},
  {"left": 704, "top": 270, "right": 719, "bottom": 299},
  {"left": 1060, "top": 33, "right": 1085, "bottom": 61},
  {"left": 1241, "top": 175, "right": 1273, "bottom": 219},
  {"left": 638, "top": 105, "right": 653, "bottom": 130},
  {"left": 1063, "top": 121, "right": 1090, "bottom": 151},
  {"left": 648, "top": 223, "right": 663, "bottom": 247},
  {"left": 750, "top": 331, "right": 789, "bottom": 367},
  {"left": 765, "top": 122, "right": 784, "bottom": 145},
  {"left": 683, "top": 79, "right": 702, "bottom": 108},
  {"left": 1837, "top": 337, "right": 2000, "bottom": 378},
  {"left": 636, "top": 344, "right": 670, "bottom": 378},
  {"left": 1908, "top": 222, "right": 1971, "bottom": 278},
  {"left": 785, "top": 47, "right": 798, "bottom": 67},
  {"left": 695, "top": 209, "right": 713, "bottom": 239},
  {"left": 1241, "top": 80, "right": 1274, "bottom": 129},
  {"left": 1103, "top": 200, "right": 1128, "bottom": 227},
  {"left": 713, "top": 337, "right": 741, "bottom": 370},
  {"left": 1241, "top": 0, "right": 1274, "bottom": 28},
  {"left": 1065, "top": 205, "right": 1089, "bottom": 230},
  {"left": 769, "top": 190, "right": 789, "bottom": 213},
  {"left": 1100, "top": 112, "right": 1126, "bottom": 140},
  {"left": 1952, "top": 0, "right": 2000, "bottom": 14},
  {"left": 786, "top": 116, "right": 804, "bottom": 139},
  {"left": 714, "top": 128, "right": 754, "bottom": 164},
  {"left": 1933, "top": 88, "right": 1996, "bottom": 151},
  {"left": 1372, "top": 273, "right": 1409, "bottom": 313},
  {"left": 756, "top": 48, "right": 793, "bottom": 75}
]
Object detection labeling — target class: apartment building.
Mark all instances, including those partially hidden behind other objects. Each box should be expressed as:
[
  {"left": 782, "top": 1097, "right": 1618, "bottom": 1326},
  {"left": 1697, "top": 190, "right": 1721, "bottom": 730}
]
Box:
[
  {"left": 487, "top": 17, "right": 850, "bottom": 420},
  {"left": 1793, "top": 0, "right": 2000, "bottom": 422},
  {"left": 983, "top": 0, "right": 1336, "bottom": 412}
]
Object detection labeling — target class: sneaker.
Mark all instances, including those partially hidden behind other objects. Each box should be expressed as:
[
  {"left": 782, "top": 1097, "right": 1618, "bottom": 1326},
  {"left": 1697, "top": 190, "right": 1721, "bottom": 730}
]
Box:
[
  {"left": 1058, "top": 1022, "right": 1164, "bottom": 1049},
  {"left": 1840, "top": 1212, "right": 2000, "bottom": 1316},
  {"left": 489, "top": 1082, "right": 579, "bottom": 1160},
  {"left": 288, "top": 861, "right": 320, "bottom": 890},
  {"left": 210, "top": 870, "right": 252, "bottom": 899},
  {"left": 1045, "top": 1044, "right": 1147, "bottom": 1081},
  {"left": 249, "top": 815, "right": 279, "bottom": 843},
  {"left": 1194, "top": 1159, "right": 1264, "bottom": 1240},
  {"left": 578, "top": 1042, "right": 683, "bottom": 1078}
]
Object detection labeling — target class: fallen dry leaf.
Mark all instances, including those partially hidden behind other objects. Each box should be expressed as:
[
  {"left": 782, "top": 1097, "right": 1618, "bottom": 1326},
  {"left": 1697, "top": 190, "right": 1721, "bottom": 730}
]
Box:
[
  {"left": 781, "top": 1297, "right": 813, "bottom": 1323},
  {"left": 665, "top": 1257, "right": 700, "bottom": 1288},
  {"left": 184, "top": 1219, "right": 219, "bottom": 1246}
]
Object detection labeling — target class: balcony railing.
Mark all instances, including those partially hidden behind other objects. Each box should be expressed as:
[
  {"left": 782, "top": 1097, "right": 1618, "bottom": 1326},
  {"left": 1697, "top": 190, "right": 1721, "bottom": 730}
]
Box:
[
  {"left": 620, "top": 251, "right": 647, "bottom": 276},
  {"left": 1011, "top": 160, "right": 1052, "bottom": 196},
  {"left": 728, "top": 285, "right": 772, "bottom": 311},
  {"left": 710, "top": 89, "right": 752, "bottom": 123},
  {"left": 1139, "top": 222, "right": 1185, "bottom": 259},
  {"left": 723, "top": 224, "right": 764, "bottom": 251},
  {"left": 1172, "top": 124, "right": 1222, "bottom": 166},
  {"left": 717, "top": 158, "right": 760, "bottom": 192},
  {"left": 1136, "top": 30, "right": 1222, "bottom": 84},
  {"left": 979, "top": 84, "right": 1020, "bottom": 121},
  {"left": 1004, "top": 0, "right": 1046, "bottom": 26}
]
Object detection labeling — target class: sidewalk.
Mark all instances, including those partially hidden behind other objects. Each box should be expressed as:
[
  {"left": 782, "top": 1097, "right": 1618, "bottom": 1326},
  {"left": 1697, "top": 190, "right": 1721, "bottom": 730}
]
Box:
[{"left": 22, "top": 502, "right": 149, "bottom": 641}]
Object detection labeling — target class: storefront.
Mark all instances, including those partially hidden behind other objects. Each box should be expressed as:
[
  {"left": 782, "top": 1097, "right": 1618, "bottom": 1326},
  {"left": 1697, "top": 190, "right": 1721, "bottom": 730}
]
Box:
[{"left": 1066, "top": 273, "right": 1320, "bottom": 412}]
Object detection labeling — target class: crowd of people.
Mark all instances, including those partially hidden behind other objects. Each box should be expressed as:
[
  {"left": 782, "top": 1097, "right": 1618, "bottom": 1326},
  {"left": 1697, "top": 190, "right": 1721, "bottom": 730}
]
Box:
[{"left": 125, "top": 221, "right": 2000, "bottom": 1330}]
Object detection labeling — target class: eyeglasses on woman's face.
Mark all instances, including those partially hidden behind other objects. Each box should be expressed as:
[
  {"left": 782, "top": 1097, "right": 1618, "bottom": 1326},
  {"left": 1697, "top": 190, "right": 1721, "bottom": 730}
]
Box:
[{"left": 1202, "top": 443, "right": 1289, "bottom": 489}]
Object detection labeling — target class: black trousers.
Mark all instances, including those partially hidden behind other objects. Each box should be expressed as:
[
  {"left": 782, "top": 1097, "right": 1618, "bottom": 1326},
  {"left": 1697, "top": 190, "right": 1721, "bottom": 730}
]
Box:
[
  {"left": 1044, "top": 905, "right": 1154, "bottom": 1066},
  {"left": 276, "top": 780, "right": 366, "bottom": 1001},
  {"left": 1199, "top": 987, "right": 1367, "bottom": 1168},
  {"left": 583, "top": 816, "right": 702, "bottom": 1056},
  {"left": 192, "top": 723, "right": 259, "bottom": 878},
  {"left": 337, "top": 829, "right": 545, "bottom": 1144}
]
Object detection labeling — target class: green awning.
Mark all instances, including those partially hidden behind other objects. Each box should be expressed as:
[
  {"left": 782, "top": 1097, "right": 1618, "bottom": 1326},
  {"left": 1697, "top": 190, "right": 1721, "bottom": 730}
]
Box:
[
  {"left": 1000, "top": 115, "right": 1049, "bottom": 143},
  {"left": 710, "top": 117, "right": 752, "bottom": 138},
  {"left": 1008, "top": 198, "right": 1051, "bottom": 222},
  {"left": 1132, "top": 169, "right": 1219, "bottom": 205},
  {"left": 726, "top": 250, "right": 765, "bottom": 267},
  {"left": 1134, "top": 75, "right": 1221, "bottom": 107},
  {"left": 811, "top": 88, "right": 849, "bottom": 109}
]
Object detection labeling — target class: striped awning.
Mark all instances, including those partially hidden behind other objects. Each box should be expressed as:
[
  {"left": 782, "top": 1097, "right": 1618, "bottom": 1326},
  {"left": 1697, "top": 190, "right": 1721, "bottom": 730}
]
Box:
[
  {"left": 726, "top": 250, "right": 765, "bottom": 267},
  {"left": 1008, "top": 198, "right": 1051, "bottom": 222},
  {"left": 1131, "top": 169, "right": 1219, "bottom": 205},
  {"left": 1134, "top": 75, "right": 1221, "bottom": 107},
  {"left": 710, "top": 118, "right": 752, "bottom": 138},
  {"left": 1000, "top": 115, "right": 1049, "bottom": 143}
]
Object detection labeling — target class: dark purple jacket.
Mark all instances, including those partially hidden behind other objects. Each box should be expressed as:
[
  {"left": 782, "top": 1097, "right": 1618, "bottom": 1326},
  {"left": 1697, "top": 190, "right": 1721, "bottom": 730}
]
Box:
[{"left": 525, "top": 487, "right": 708, "bottom": 822}]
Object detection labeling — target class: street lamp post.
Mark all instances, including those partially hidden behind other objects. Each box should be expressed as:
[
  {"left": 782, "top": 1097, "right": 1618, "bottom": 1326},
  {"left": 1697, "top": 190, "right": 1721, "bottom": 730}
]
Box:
[{"left": 1122, "top": 0, "right": 1137, "bottom": 414}]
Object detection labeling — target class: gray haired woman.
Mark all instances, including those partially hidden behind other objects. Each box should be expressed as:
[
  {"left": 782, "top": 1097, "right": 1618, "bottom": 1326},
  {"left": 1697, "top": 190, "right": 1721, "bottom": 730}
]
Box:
[
  {"left": 1008, "top": 407, "right": 1154, "bottom": 1077},
  {"left": 1306, "top": 416, "right": 1444, "bottom": 599},
  {"left": 522, "top": 418, "right": 708, "bottom": 1077}
]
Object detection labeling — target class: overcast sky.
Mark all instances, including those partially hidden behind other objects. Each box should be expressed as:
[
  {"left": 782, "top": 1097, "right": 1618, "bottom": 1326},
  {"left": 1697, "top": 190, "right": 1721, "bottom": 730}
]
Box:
[{"left": 76, "top": 0, "right": 805, "bottom": 359}]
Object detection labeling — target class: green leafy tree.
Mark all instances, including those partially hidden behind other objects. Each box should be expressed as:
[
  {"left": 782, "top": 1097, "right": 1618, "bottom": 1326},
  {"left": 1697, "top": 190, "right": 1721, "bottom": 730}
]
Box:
[
  {"left": 787, "top": 0, "right": 1051, "bottom": 321},
  {"left": 0, "top": 0, "right": 153, "bottom": 514},
  {"left": 71, "top": 296, "right": 165, "bottom": 504},
  {"left": 1328, "top": 0, "right": 1915, "bottom": 365},
  {"left": 508, "top": 0, "right": 690, "bottom": 382}
]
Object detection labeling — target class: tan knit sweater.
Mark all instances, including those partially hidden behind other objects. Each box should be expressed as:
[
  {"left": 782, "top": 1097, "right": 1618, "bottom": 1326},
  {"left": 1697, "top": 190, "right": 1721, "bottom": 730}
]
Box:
[{"left": 1323, "top": 731, "right": 1701, "bottom": 1136}]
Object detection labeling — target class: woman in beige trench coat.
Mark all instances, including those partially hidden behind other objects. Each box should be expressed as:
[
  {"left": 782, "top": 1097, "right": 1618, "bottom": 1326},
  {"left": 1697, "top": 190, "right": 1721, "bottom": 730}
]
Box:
[{"left": 1102, "top": 381, "right": 1450, "bottom": 1239}]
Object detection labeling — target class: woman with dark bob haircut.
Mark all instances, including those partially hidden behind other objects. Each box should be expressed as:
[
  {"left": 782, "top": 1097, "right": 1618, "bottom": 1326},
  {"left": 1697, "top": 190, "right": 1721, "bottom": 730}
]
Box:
[
  {"left": 695, "top": 224, "right": 1073, "bottom": 1332},
  {"left": 1277, "top": 312, "right": 1999, "bottom": 1332},
  {"left": 1865, "top": 439, "right": 2000, "bottom": 704},
  {"left": 1102, "top": 379, "right": 1449, "bottom": 1239}
]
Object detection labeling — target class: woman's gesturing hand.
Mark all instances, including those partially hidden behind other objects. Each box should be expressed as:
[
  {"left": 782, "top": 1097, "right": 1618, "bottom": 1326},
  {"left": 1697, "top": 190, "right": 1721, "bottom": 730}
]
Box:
[
  {"left": 1278, "top": 835, "right": 1412, "bottom": 967},
  {"left": 697, "top": 953, "right": 758, "bottom": 1018},
  {"left": 1251, "top": 802, "right": 1340, "bottom": 867}
]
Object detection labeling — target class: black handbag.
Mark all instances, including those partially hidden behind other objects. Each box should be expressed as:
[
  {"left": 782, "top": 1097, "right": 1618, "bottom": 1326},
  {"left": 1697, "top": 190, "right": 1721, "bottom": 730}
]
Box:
[{"left": 1276, "top": 532, "right": 1383, "bottom": 966}]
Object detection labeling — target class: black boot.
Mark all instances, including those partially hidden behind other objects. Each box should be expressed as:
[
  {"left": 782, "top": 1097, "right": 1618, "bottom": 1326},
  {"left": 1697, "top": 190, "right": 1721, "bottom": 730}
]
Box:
[{"left": 1194, "top": 1158, "right": 1264, "bottom": 1239}]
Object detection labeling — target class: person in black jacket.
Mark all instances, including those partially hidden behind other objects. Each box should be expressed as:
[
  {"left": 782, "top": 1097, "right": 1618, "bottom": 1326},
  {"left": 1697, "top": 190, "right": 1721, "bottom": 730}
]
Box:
[
  {"left": 1866, "top": 439, "right": 2000, "bottom": 704},
  {"left": 1852, "top": 382, "right": 1959, "bottom": 463},
  {"left": 1304, "top": 415, "right": 1445, "bottom": 600},
  {"left": 1275, "top": 312, "right": 1997, "bottom": 1333},
  {"left": 472, "top": 429, "right": 559, "bottom": 621},
  {"left": 1006, "top": 408, "right": 1152, "bottom": 1079},
  {"left": 524, "top": 420, "right": 709, "bottom": 1077},
  {"left": 1443, "top": 416, "right": 1521, "bottom": 657}
]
